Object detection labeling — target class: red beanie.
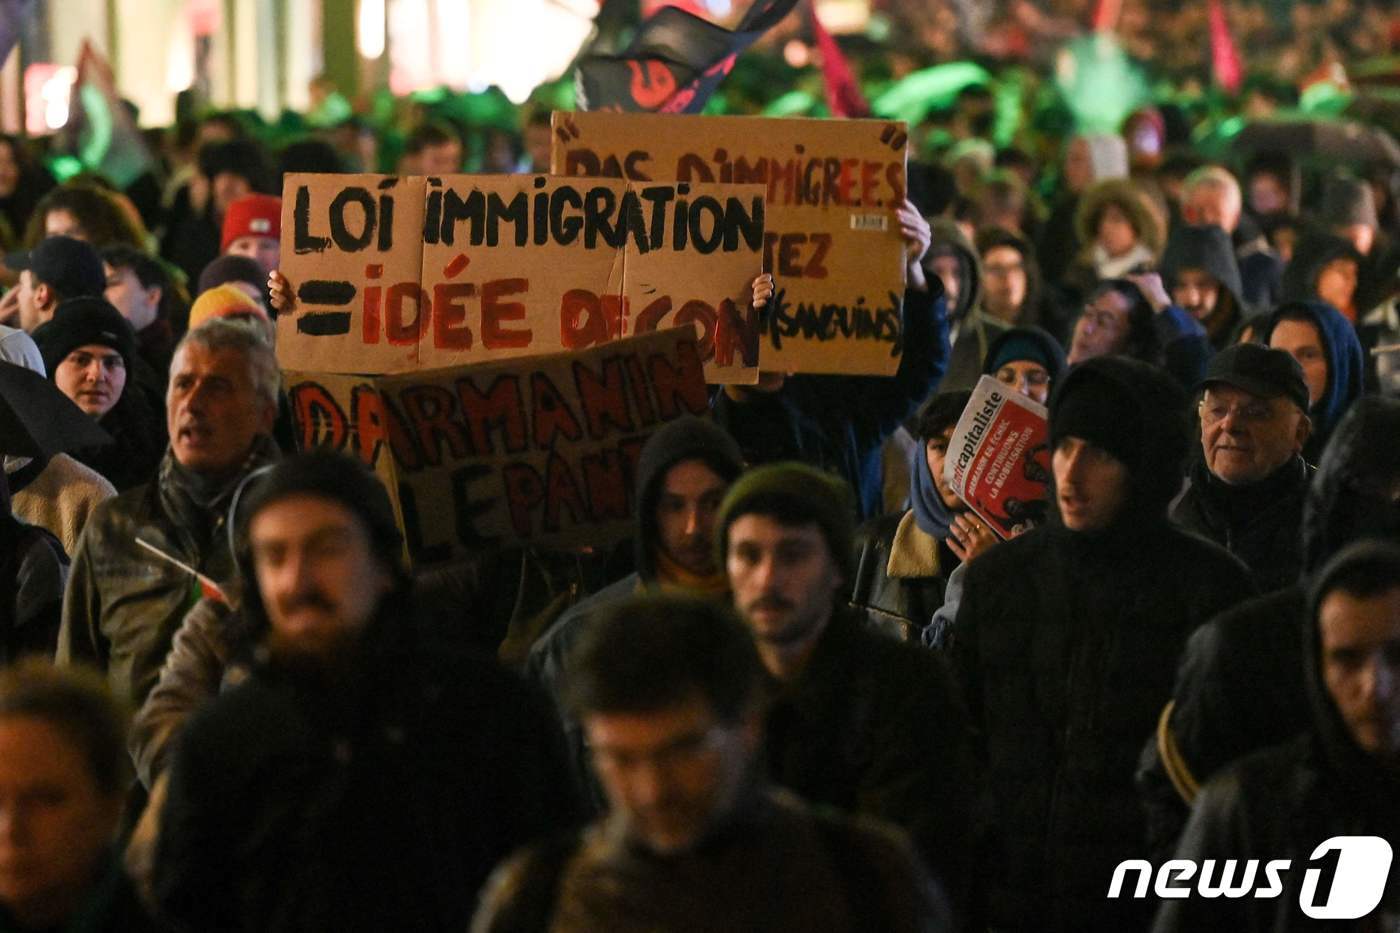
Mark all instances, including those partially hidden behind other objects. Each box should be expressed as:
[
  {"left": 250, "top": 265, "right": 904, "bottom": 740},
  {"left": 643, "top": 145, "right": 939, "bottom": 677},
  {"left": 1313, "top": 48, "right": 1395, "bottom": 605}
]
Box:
[{"left": 221, "top": 194, "right": 282, "bottom": 252}]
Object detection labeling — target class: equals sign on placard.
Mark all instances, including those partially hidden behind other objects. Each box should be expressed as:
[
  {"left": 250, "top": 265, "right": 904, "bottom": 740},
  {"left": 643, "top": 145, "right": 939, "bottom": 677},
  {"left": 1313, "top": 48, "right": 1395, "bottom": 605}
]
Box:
[{"left": 295, "top": 281, "right": 357, "bottom": 335}]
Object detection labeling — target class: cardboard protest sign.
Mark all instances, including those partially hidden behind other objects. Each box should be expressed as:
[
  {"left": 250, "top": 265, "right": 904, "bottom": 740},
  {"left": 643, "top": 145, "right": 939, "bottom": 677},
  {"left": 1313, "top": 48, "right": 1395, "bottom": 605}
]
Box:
[
  {"left": 278, "top": 173, "right": 765, "bottom": 383},
  {"left": 550, "top": 111, "right": 909, "bottom": 376},
  {"left": 285, "top": 325, "right": 711, "bottom": 566},
  {"left": 944, "top": 376, "right": 1052, "bottom": 539}
]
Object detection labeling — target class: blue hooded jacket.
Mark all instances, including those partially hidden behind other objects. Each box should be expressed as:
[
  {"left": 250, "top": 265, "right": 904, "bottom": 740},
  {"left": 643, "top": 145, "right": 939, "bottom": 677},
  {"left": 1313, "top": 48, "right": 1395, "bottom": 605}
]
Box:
[{"left": 1266, "top": 300, "right": 1363, "bottom": 463}]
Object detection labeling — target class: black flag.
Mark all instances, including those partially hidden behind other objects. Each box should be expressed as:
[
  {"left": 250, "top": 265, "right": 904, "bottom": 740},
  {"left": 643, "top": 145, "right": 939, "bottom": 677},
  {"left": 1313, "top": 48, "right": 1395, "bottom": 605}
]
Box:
[{"left": 576, "top": 0, "right": 800, "bottom": 114}]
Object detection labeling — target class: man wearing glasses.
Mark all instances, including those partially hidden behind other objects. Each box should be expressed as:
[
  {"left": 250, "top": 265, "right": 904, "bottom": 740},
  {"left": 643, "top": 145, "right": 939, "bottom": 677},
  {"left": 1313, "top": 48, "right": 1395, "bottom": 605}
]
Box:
[{"left": 1170, "top": 343, "right": 1314, "bottom": 592}]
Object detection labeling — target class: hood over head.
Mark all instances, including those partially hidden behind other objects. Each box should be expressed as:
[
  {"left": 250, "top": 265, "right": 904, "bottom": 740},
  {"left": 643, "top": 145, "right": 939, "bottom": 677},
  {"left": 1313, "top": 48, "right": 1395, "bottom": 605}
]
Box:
[
  {"left": 1161, "top": 224, "right": 1246, "bottom": 311},
  {"left": 1301, "top": 539, "right": 1400, "bottom": 817},
  {"left": 1265, "top": 299, "right": 1364, "bottom": 452},
  {"left": 926, "top": 217, "right": 982, "bottom": 321},
  {"left": 1048, "top": 355, "right": 1191, "bottom": 530},
  {"left": 633, "top": 415, "right": 745, "bottom": 582},
  {"left": 1301, "top": 396, "right": 1400, "bottom": 575}
]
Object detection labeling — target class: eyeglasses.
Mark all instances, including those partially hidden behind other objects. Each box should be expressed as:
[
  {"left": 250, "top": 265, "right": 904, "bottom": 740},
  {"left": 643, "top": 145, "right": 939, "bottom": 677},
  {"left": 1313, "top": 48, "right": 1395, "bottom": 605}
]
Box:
[
  {"left": 984, "top": 262, "right": 1025, "bottom": 277},
  {"left": 1198, "top": 399, "right": 1279, "bottom": 426},
  {"left": 996, "top": 367, "right": 1050, "bottom": 386}
]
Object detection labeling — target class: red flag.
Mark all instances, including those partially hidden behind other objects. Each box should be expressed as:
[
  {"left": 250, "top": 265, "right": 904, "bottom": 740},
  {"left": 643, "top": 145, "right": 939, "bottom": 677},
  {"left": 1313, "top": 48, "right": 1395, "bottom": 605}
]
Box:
[
  {"left": 1090, "top": 0, "right": 1122, "bottom": 33},
  {"left": 809, "top": 0, "right": 870, "bottom": 118},
  {"left": 1208, "top": 0, "right": 1243, "bottom": 95}
]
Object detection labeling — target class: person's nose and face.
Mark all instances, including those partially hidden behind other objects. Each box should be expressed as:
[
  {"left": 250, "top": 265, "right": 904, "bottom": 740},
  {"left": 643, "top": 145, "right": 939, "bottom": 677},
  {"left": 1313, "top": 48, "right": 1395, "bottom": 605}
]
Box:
[
  {"left": 1068, "top": 290, "right": 1130, "bottom": 364},
  {"left": 1320, "top": 585, "right": 1400, "bottom": 764},
  {"left": 1171, "top": 268, "right": 1221, "bottom": 322},
  {"left": 655, "top": 460, "right": 728, "bottom": 578},
  {"left": 726, "top": 515, "right": 841, "bottom": 649},
  {"left": 166, "top": 343, "right": 276, "bottom": 477},
  {"left": 225, "top": 236, "right": 281, "bottom": 277},
  {"left": 54, "top": 345, "right": 127, "bottom": 418},
  {"left": 1095, "top": 203, "right": 1138, "bottom": 258},
  {"left": 585, "top": 694, "right": 758, "bottom": 855},
  {"left": 993, "top": 360, "right": 1051, "bottom": 405},
  {"left": 1052, "top": 436, "right": 1129, "bottom": 531},
  {"left": 103, "top": 263, "right": 160, "bottom": 333},
  {"left": 250, "top": 494, "right": 392, "bottom": 659},
  {"left": 1200, "top": 385, "right": 1309, "bottom": 486},
  {"left": 925, "top": 424, "right": 966, "bottom": 509},
  {"left": 1316, "top": 257, "right": 1359, "bottom": 313},
  {"left": 0, "top": 716, "right": 122, "bottom": 930},
  {"left": 981, "top": 245, "right": 1027, "bottom": 322},
  {"left": 1269, "top": 318, "right": 1328, "bottom": 407}
]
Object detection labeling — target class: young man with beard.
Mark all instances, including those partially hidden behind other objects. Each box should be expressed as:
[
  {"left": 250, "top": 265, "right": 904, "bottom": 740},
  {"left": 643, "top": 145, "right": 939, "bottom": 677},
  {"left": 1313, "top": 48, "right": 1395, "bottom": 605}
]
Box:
[
  {"left": 153, "top": 451, "right": 576, "bottom": 933},
  {"left": 717, "top": 463, "right": 978, "bottom": 923}
]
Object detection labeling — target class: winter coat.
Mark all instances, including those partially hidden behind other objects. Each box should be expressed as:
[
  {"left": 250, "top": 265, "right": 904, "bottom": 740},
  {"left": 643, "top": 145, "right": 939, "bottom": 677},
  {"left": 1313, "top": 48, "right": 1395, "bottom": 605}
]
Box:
[
  {"left": 1138, "top": 397, "right": 1400, "bottom": 854},
  {"left": 1233, "top": 215, "right": 1284, "bottom": 310},
  {"left": 471, "top": 788, "right": 951, "bottom": 933},
  {"left": 848, "top": 510, "right": 955, "bottom": 642},
  {"left": 74, "top": 387, "right": 168, "bottom": 492},
  {"left": 1151, "top": 542, "right": 1400, "bottom": 932},
  {"left": 1169, "top": 456, "right": 1313, "bottom": 594},
  {"left": 8, "top": 452, "right": 115, "bottom": 558},
  {"left": 713, "top": 283, "right": 950, "bottom": 521},
  {"left": 1264, "top": 300, "right": 1364, "bottom": 467},
  {"left": 153, "top": 611, "right": 579, "bottom": 933},
  {"left": 949, "top": 357, "right": 1255, "bottom": 931},
  {"left": 0, "top": 851, "right": 163, "bottom": 933},
  {"left": 0, "top": 516, "right": 67, "bottom": 665},
  {"left": 57, "top": 439, "right": 279, "bottom": 708},
  {"left": 764, "top": 606, "right": 979, "bottom": 919}
]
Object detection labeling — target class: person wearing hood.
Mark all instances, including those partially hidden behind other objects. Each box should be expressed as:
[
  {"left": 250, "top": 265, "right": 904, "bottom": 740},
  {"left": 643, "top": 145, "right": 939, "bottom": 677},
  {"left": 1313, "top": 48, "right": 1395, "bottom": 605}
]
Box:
[
  {"left": 1318, "top": 174, "right": 1398, "bottom": 314},
  {"left": 1182, "top": 166, "right": 1284, "bottom": 310},
  {"left": 1062, "top": 178, "right": 1164, "bottom": 299},
  {"left": 1038, "top": 134, "right": 1129, "bottom": 286},
  {"left": 1266, "top": 299, "right": 1365, "bottom": 463},
  {"left": 1281, "top": 230, "right": 1366, "bottom": 323},
  {"left": 976, "top": 227, "right": 1070, "bottom": 343},
  {"left": 949, "top": 356, "right": 1253, "bottom": 931},
  {"left": 1169, "top": 344, "right": 1315, "bottom": 593},
  {"left": 1152, "top": 540, "right": 1400, "bottom": 931},
  {"left": 851, "top": 390, "right": 997, "bottom": 643},
  {"left": 1138, "top": 397, "right": 1400, "bottom": 855},
  {"left": 926, "top": 216, "right": 1005, "bottom": 392},
  {"left": 524, "top": 416, "right": 745, "bottom": 807},
  {"left": 1160, "top": 223, "right": 1249, "bottom": 349},
  {"left": 983, "top": 325, "right": 1067, "bottom": 406},
  {"left": 32, "top": 297, "right": 167, "bottom": 491}
]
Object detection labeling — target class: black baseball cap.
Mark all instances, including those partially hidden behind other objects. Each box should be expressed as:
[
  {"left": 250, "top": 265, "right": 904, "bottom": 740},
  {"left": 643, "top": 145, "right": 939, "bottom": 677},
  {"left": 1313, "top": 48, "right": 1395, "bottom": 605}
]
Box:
[
  {"left": 1199, "top": 343, "right": 1309, "bottom": 411},
  {"left": 5, "top": 236, "right": 106, "bottom": 301}
]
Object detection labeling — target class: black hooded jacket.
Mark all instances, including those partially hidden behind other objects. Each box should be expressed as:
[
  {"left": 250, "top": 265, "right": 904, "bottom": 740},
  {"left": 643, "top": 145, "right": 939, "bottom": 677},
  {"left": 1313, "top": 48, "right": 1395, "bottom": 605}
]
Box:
[
  {"left": 523, "top": 417, "right": 745, "bottom": 805},
  {"left": 1152, "top": 541, "right": 1400, "bottom": 932},
  {"left": 1161, "top": 224, "right": 1248, "bottom": 349},
  {"left": 949, "top": 357, "right": 1254, "bottom": 932},
  {"left": 1139, "top": 397, "right": 1400, "bottom": 854}
]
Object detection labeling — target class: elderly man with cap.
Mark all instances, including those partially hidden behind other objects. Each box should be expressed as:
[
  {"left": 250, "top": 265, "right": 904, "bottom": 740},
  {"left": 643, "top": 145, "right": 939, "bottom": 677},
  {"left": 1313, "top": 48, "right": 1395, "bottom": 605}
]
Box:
[
  {"left": 1170, "top": 343, "right": 1314, "bottom": 593},
  {"left": 949, "top": 356, "right": 1254, "bottom": 932},
  {"left": 153, "top": 449, "right": 576, "bottom": 933},
  {"left": 717, "top": 463, "right": 978, "bottom": 922},
  {"left": 32, "top": 297, "right": 166, "bottom": 491},
  {"left": 219, "top": 193, "right": 280, "bottom": 276},
  {"left": 2, "top": 235, "right": 106, "bottom": 333},
  {"left": 57, "top": 318, "right": 281, "bottom": 709}
]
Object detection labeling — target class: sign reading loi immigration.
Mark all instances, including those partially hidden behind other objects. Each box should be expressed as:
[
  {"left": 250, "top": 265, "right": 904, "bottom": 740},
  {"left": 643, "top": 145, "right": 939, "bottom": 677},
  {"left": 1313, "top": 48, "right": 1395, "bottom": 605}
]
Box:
[
  {"left": 285, "top": 326, "right": 710, "bottom": 565},
  {"left": 550, "top": 112, "right": 909, "bottom": 376},
  {"left": 277, "top": 173, "right": 765, "bottom": 383}
]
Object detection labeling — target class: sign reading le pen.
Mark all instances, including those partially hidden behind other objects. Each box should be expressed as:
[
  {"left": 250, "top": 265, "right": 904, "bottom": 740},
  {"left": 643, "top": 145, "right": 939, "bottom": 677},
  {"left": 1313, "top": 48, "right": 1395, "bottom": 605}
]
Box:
[{"left": 296, "top": 279, "right": 357, "bottom": 335}]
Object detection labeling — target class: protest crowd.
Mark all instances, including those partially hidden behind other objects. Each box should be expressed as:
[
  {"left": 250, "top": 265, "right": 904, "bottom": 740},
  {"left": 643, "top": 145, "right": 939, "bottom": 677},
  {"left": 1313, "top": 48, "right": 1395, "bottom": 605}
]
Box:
[{"left": 2, "top": 0, "right": 1400, "bottom": 929}]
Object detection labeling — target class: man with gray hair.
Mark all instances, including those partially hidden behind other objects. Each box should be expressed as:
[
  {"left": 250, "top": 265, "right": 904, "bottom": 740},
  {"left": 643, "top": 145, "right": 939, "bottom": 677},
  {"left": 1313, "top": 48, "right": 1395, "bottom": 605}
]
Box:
[
  {"left": 57, "top": 319, "right": 280, "bottom": 708},
  {"left": 1180, "top": 165, "right": 1284, "bottom": 309}
]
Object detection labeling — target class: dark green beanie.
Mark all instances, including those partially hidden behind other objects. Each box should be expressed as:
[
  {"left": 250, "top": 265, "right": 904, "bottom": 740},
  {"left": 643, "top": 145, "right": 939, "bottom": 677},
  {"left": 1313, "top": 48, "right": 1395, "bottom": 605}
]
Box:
[{"left": 715, "top": 463, "right": 857, "bottom": 584}]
